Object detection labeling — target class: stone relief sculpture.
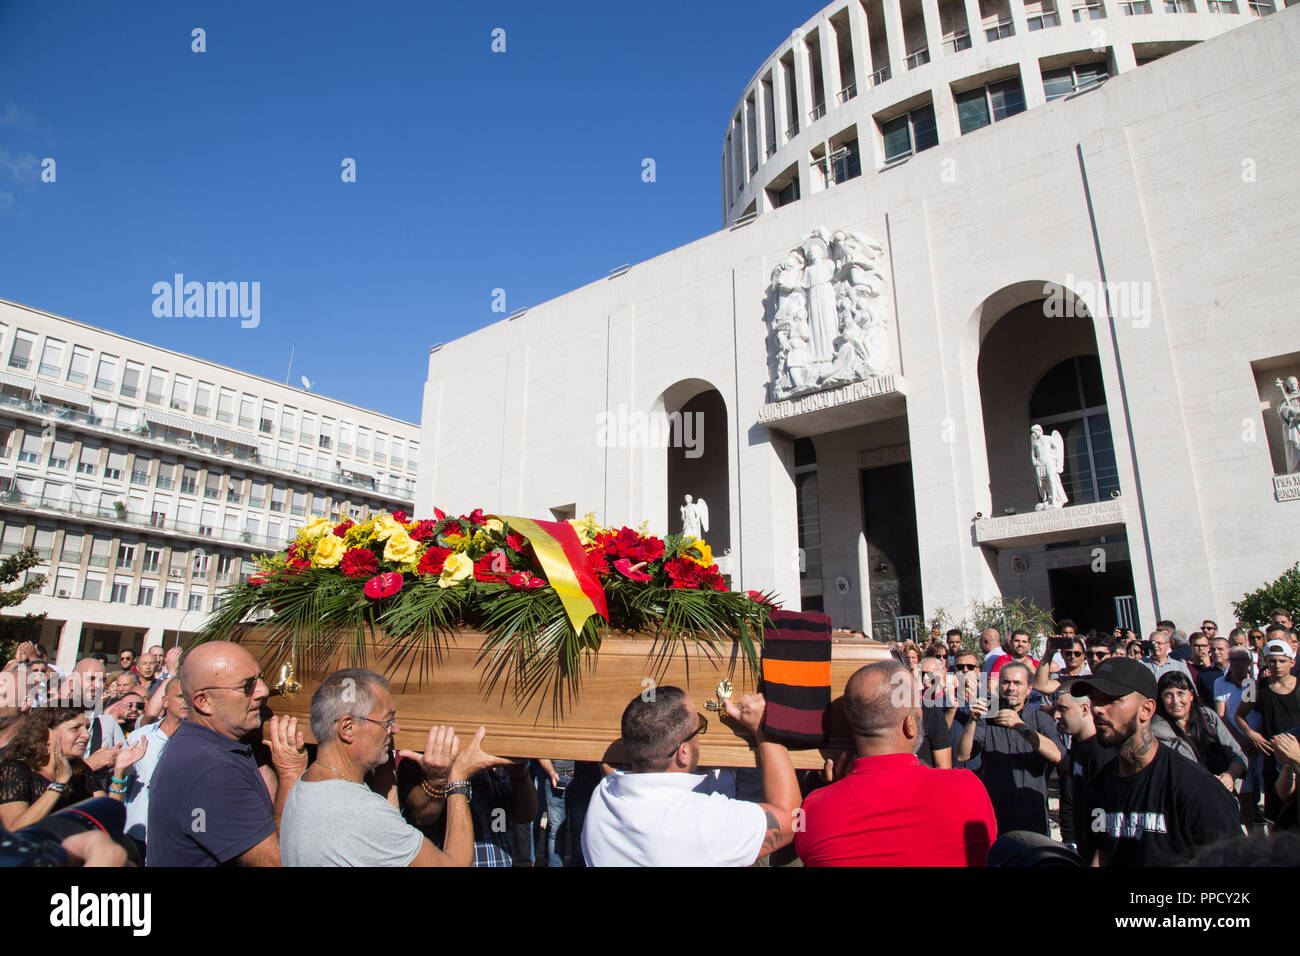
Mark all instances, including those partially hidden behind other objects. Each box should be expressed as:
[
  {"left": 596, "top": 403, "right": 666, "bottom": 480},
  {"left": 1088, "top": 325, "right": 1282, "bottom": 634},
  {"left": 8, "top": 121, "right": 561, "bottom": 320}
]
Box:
[
  {"left": 1030, "top": 424, "right": 1068, "bottom": 510},
  {"left": 1276, "top": 376, "right": 1300, "bottom": 473},
  {"left": 766, "top": 226, "right": 894, "bottom": 400},
  {"left": 680, "top": 494, "right": 708, "bottom": 539}
]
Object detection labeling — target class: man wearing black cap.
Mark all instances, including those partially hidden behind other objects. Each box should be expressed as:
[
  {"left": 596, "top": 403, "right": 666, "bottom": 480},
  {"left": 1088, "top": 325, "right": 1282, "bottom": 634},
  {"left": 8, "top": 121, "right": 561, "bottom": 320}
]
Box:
[{"left": 1072, "top": 657, "right": 1241, "bottom": 866}]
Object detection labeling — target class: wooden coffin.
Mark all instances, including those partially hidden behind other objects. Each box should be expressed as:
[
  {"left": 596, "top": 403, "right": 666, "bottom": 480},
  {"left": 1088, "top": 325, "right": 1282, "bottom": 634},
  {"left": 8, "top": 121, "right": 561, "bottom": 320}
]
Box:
[{"left": 242, "top": 628, "right": 889, "bottom": 770}]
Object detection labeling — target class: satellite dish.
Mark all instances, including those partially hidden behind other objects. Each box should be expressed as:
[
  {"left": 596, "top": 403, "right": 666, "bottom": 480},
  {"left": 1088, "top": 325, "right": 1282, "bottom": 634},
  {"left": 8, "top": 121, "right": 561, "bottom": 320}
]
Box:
[{"left": 300, "top": 376, "right": 314, "bottom": 391}]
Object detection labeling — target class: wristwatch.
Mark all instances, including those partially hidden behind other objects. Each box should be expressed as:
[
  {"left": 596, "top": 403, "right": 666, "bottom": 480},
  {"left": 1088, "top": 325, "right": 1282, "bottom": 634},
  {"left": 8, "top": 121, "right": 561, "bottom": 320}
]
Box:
[{"left": 445, "top": 781, "right": 473, "bottom": 798}]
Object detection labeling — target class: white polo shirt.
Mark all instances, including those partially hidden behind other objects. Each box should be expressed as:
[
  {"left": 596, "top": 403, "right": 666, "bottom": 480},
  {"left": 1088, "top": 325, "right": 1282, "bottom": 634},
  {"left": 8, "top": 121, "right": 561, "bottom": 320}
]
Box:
[
  {"left": 581, "top": 770, "right": 767, "bottom": 867},
  {"left": 122, "top": 720, "right": 173, "bottom": 842}
]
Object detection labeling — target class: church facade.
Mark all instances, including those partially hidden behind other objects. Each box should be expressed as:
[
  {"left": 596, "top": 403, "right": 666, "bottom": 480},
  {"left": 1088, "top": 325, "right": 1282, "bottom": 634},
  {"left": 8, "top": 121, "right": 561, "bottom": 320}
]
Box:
[{"left": 417, "top": 6, "right": 1300, "bottom": 638}]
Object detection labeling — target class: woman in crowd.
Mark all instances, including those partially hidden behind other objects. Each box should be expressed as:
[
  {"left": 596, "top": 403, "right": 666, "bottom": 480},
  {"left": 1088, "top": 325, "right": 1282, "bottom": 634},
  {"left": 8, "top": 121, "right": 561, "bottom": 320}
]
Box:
[
  {"left": 0, "top": 706, "right": 148, "bottom": 831},
  {"left": 1152, "top": 671, "right": 1246, "bottom": 791},
  {"left": 901, "top": 640, "right": 922, "bottom": 671}
]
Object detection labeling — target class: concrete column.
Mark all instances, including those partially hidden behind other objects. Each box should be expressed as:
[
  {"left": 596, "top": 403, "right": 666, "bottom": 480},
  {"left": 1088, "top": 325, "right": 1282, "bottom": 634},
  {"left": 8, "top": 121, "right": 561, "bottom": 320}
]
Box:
[
  {"left": 736, "top": 112, "right": 750, "bottom": 188},
  {"left": 964, "top": 0, "right": 988, "bottom": 45},
  {"left": 55, "top": 619, "right": 84, "bottom": 672},
  {"left": 882, "top": 0, "right": 908, "bottom": 78},
  {"left": 820, "top": 20, "right": 843, "bottom": 110},
  {"left": 1008, "top": 0, "right": 1031, "bottom": 36},
  {"left": 791, "top": 30, "right": 813, "bottom": 133},
  {"left": 921, "top": 0, "right": 946, "bottom": 60},
  {"left": 772, "top": 59, "right": 791, "bottom": 145},
  {"left": 933, "top": 85, "right": 963, "bottom": 141},
  {"left": 847, "top": 0, "right": 875, "bottom": 87},
  {"left": 1111, "top": 40, "right": 1138, "bottom": 73},
  {"left": 1021, "top": 55, "right": 1047, "bottom": 108},
  {"left": 752, "top": 80, "right": 769, "bottom": 163},
  {"left": 144, "top": 624, "right": 166, "bottom": 653}
]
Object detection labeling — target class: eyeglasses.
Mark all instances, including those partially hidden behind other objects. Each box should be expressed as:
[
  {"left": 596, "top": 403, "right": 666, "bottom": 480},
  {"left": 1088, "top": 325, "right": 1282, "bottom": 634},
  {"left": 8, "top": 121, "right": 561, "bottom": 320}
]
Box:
[
  {"left": 195, "top": 673, "right": 263, "bottom": 697},
  {"left": 666, "top": 713, "right": 708, "bottom": 758},
  {"left": 954, "top": 663, "right": 979, "bottom": 672},
  {"left": 356, "top": 715, "right": 397, "bottom": 733},
  {"left": 1063, "top": 651, "right": 1085, "bottom": 658}
]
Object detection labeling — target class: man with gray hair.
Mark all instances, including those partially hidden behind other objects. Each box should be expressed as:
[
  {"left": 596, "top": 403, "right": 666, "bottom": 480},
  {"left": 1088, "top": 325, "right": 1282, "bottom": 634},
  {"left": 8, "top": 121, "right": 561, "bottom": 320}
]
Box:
[
  {"left": 795, "top": 660, "right": 996, "bottom": 865},
  {"left": 280, "top": 668, "right": 506, "bottom": 866}
]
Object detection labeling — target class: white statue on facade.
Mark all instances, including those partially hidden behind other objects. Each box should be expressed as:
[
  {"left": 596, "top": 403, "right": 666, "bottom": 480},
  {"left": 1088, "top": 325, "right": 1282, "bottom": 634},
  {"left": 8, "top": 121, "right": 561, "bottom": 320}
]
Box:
[
  {"left": 680, "top": 494, "right": 708, "bottom": 540},
  {"left": 1276, "top": 377, "right": 1300, "bottom": 473},
  {"left": 765, "top": 225, "right": 894, "bottom": 400},
  {"left": 1030, "top": 424, "right": 1068, "bottom": 510}
]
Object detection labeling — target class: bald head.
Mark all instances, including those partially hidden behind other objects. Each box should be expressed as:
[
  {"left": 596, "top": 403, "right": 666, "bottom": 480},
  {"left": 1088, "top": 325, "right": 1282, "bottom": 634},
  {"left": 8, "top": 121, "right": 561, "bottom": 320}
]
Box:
[
  {"left": 843, "top": 660, "right": 919, "bottom": 756},
  {"left": 180, "top": 641, "right": 254, "bottom": 704}
]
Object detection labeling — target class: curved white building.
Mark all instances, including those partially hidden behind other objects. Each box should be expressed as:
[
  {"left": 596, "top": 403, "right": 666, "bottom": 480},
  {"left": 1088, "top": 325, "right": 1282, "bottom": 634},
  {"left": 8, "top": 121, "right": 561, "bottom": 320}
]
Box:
[
  {"left": 723, "top": 0, "right": 1284, "bottom": 225},
  {"left": 421, "top": 7, "right": 1300, "bottom": 639}
]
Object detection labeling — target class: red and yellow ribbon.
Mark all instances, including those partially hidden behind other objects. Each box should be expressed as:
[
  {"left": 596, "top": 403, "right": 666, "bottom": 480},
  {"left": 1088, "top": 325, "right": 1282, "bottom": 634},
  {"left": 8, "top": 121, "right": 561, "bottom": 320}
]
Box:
[{"left": 493, "top": 515, "right": 609, "bottom": 633}]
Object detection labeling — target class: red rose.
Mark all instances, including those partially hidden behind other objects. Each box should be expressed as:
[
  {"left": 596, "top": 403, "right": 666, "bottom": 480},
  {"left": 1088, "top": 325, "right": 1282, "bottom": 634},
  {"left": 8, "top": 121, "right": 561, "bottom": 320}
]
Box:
[
  {"left": 473, "top": 551, "right": 510, "bottom": 582},
  {"left": 340, "top": 548, "right": 379, "bottom": 579},
  {"left": 391, "top": 510, "right": 409, "bottom": 524},
  {"left": 466, "top": 508, "right": 486, "bottom": 526},
  {"left": 409, "top": 520, "right": 438, "bottom": 542},
  {"left": 613, "top": 558, "right": 652, "bottom": 583},
  {"left": 505, "top": 532, "right": 527, "bottom": 553},
  {"left": 507, "top": 571, "right": 546, "bottom": 590},
  {"left": 333, "top": 519, "right": 355, "bottom": 537},
  {"left": 363, "top": 572, "right": 403, "bottom": 600},
  {"left": 416, "top": 546, "right": 453, "bottom": 577}
]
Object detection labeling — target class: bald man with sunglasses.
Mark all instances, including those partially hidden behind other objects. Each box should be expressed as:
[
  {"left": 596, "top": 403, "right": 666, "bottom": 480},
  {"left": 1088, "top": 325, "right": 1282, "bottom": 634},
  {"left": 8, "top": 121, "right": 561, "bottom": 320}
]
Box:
[{"left": 147, "top": 642, "right": 308, "bottom": 866}]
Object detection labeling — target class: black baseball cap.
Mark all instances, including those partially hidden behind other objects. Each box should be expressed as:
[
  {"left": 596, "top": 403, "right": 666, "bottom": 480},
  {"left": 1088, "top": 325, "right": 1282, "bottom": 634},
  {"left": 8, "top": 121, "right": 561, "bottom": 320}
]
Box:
[{"left": 1069, "top": 657, "right": 1158, "bottom": 700}]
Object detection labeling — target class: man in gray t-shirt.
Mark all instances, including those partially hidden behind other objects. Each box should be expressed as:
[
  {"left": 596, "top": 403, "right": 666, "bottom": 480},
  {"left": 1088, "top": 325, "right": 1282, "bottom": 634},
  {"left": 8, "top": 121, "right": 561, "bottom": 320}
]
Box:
[
  {"left": 280, "top": 668, "right": 508, "bottom": 867},
  {"left": 282, "top": 778, "right": 424, "bottom": 866}
]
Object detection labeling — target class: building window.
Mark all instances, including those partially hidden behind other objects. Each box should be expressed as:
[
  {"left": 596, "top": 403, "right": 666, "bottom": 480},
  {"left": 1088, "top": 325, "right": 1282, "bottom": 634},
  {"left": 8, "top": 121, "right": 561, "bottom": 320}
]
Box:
[
  {"left": 1071, "top": 1, "right": 1106, "bottom": 19},
  {"left": 76, "top": 444, "right": 98, "bottom": 476},
  {"left": 48, "top": 438, "right": 72, "bottom": 471},
  {"left": 881, "top": 104, "right": 939, "bottom": 163},
  {"left": 82, "top": 576, "right": 103, "bottom": 601},
  {"left": 18, "top": 431, "right": 42, "bottom": 464},
  {"left": 1043, "top": 63, "right": 1110, "bottom": 101},
  {"left": 110, "top": 581, "right": 129, "bottom": 604},
  {"left": 1029, "top": 355, "right": 1120, "bottom": 504},
  {"left": 146, "top": 369, "right": 166, "bottom": 405},
  {"left": 1026, "top": 7, "right": 1062, "bottom": 28},
  {"left": 217, "top": 388, "right": 235, "bottom": 423},
  {"left": 956, "top": 78, "right": 1027, "bottom": 135},
  {"left": 120, "top": 361, "right": 143, "bottom": 399},
  {"left": 162, "top": 589, "right": 179, "bottom": 609},
  {"left": 94, "top": 355, "right": 118, "bottom": 392},
  {"left": 67, "top": 346, "right": 92, "bottom": 384},
  {"left": 1205, "top": 0, "right": 1237, "bottom": 9},
  {"left": 38, "top": 339, "right": 65, "bottom": 378},
  {"left": 1119, "top": 0, "right": 1153, "bottom": 10},
  {"left": 794, "top": 439, "right": 821, "bottom": 582},
  {"left": 187, "top": 592, "right": 205, "bottom": 612},
  {"left": 143, "top": 547, "right": 161, "bottom": 573},
  {"left": 1249, "top": 0, "right": 1275, "bottom": 15},
  {"left": 1163, "top": 0, "right": 1194, "bottom": 9},
  {"left": 8, "top": 331, "right": 36, "bottom": 370},
  {"left": 984, "top": 18, "right": 1014, "bottom": 41},
  {"left": 170, "top": 375, "right": 191, "bottom": 412},
  {"left": 117, "top": 543, "right": 136, "bottom": 567},
  {"left": 137, "top": 585, "right": 155, "bottom": 607},
  {"left": 180, "top": 467, "right": 198, "bottom": 495},
  {"left": 194, "top": 382, "right": 214, "bottom": 417}
]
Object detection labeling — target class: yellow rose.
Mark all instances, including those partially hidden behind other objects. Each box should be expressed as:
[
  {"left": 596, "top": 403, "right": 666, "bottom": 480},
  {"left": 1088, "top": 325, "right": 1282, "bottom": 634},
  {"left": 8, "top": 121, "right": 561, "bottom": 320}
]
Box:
[
  {"left": 438, "top": 552, "right": 474, "bottom": 588},
  {"left": 383, "top": 530, "right": 420, "bottom": 564},
  {"left": 301, "top": 514, "right": 332, "bottom": 538},
  {"left": 313, "top": 534, "right": 346, "bottom": 568},
  {"left": 484, "top": 518, "right": 504, "bottom": 534},
  {"left": 373, "top": 514, "right": 405, "bottom": 541}
]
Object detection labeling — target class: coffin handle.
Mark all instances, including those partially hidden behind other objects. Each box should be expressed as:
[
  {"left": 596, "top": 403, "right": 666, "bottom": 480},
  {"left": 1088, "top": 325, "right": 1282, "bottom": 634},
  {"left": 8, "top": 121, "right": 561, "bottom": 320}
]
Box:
[{"left": 272, "top": 660, "right": 301, "bottom": 697}]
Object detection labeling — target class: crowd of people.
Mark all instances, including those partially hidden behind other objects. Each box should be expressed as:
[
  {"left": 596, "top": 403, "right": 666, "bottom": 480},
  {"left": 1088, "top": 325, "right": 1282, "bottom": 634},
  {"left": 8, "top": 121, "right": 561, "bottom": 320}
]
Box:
[{"left": 0, "top": 607, "right": 1297, "bottom": 867}]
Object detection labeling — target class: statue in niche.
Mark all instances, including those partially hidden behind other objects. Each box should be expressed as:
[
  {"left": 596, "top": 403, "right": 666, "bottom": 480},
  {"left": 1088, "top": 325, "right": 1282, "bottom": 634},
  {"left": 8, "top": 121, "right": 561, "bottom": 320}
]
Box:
[
  {"left": 766, "top": 226, "right": 894, "bottom": 400},
  {"left": 680, "top": 494, "right": 709, "bottom": 540},
  {"left": 1030, "top": 424, "right": 1068, "bottom": 510},
  {"left": 1276, "top": 377, "right": 1300, "bottom": 474}
]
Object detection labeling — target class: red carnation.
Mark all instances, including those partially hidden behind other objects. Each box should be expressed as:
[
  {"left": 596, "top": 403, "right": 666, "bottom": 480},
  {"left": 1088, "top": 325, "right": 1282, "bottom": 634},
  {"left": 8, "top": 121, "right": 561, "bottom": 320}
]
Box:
[
  {"left": 333, "top": 519, "right": 355, "bottom": 537},
  {"left": 409, "top": 520, "right": 438, "bottom": 541},
  {"left": 416, "top": 546, "right": 453, "bottom": 577},
  {"left": 586, "top": 550, "right": 610, "bottom": 578},
  {"left": 505, "top": 532, "right": 527, "bottom": 553},
  {"left": 340, "top": 548, "right": 379, "bottom": 579},
  {"left": 391, "top": 510, "right": 409, "bottom": 524},
  {"left": 473, "top": 552, "right": 510, "bottom": 582},
  {"left": 665, "top": 558, "right": 706, "bottom": 589},
  {"left": 363, "top": 572, "right": 404, "bottom": 600}
]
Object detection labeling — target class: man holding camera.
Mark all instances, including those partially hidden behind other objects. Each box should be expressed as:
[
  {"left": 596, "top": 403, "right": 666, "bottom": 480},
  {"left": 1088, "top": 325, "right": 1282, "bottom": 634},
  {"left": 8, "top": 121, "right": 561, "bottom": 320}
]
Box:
[{"left": 1141, "top": 630, "right": 1191, "bottom": 682}]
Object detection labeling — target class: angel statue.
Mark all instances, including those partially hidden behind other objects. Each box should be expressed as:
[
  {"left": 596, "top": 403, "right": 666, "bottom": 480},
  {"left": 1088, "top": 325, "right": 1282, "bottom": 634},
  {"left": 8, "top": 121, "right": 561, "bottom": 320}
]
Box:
[
  {"left": 681, "top": 494, "right": 709, "bottom": 540},
  {"left": 1276, "top": 376, "right": 1300, "bottom": 473},
  {"left": 1030, "top": 424, "right": 1068, "bottom": 510}
]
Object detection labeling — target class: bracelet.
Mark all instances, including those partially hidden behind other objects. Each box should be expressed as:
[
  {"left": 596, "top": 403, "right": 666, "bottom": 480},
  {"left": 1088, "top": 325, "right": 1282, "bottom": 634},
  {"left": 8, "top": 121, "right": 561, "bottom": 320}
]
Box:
[
  {"left": 46, "top": 781, "right": 68, "bottom": 794},
  {"left": 108, "top": 783, "right": 128, "bottom": 794},
  {"left": 111, "top": 775, "right": 129, "bottom": 785},
  {"left": 421, "top": 778, "right": 472, "bottom": 799},
  {"left": 446, "top": 782, "right": 472, "bottom": 797}
]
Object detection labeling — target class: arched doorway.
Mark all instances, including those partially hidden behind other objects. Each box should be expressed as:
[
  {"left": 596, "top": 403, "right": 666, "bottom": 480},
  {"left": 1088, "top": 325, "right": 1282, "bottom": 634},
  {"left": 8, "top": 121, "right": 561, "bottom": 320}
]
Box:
[{"left": 1029, "top": 355, "right": 1120, "bottom": 505}]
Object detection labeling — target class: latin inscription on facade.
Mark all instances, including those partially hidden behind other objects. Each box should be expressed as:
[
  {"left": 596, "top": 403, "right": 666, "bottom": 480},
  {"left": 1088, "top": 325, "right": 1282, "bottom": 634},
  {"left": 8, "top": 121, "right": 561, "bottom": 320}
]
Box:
[
  {"left": 1274, "top": 473, "right": 1300, "bottom": 501},
  {"left": 975, "top": 500, "right": 1126, "bottom": 545},
  {"left": 759, "top": 375, "right": 902, "bottom": 424}
]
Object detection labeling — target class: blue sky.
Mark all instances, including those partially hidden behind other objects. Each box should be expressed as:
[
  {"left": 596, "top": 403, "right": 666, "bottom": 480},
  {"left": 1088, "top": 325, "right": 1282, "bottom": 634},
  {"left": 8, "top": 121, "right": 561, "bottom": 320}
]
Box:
[{"left": 0, "top": 0, "right": 827, "bottom": 422}]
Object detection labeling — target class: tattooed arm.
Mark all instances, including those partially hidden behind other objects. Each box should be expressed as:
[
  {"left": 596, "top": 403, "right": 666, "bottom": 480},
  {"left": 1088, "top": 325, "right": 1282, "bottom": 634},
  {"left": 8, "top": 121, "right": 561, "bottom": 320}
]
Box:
[{"left": 722, "top": 693, "right": 801, "bottom": 862}]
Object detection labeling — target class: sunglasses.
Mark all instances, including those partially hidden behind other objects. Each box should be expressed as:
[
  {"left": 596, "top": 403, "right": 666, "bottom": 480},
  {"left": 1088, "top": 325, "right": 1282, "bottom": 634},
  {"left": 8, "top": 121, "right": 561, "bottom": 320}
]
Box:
[
  {"left": 667, "top": 713, "right": 708, "bottom": 758},
  {"left": 1063, "top": 651, "right": 1085, "bottom": 658},
  {"left": 195, "top": 673, "right": 263, "bottom": 697},
  {"left": 954, "top": 664, "right": 979, "bottom": 672}
]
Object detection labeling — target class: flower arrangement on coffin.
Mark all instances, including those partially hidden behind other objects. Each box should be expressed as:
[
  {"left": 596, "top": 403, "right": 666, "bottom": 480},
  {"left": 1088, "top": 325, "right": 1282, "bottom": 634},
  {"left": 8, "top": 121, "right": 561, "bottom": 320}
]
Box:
[{"left": 199, "top": 508, "right": 779, "bottom": 707}]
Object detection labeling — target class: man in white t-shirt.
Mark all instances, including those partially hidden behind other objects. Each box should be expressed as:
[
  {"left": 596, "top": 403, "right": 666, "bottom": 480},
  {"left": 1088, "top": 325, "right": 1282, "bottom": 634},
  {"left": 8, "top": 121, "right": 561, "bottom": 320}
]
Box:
[
  {"left": 581, "top": 686, "right": 801, "bottom": 867},
  {"left": 122, "top": 677, "right": 187, "bottom": 852}
]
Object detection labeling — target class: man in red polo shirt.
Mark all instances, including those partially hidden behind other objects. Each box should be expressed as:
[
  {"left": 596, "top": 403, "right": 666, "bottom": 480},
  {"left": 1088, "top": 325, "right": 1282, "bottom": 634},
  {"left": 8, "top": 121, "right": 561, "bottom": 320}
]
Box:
[{"left": 795, "top": 659, "right": 997, "bottom": 866}]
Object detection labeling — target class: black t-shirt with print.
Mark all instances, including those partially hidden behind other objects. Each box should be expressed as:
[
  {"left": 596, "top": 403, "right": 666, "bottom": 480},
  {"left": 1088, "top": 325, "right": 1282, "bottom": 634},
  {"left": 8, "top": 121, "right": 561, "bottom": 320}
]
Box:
[
  {"left": 1076, "top": 741, "right": 1241, "bottom": 867},
  {"left": 916, "top": 704, "right": 953, "bottom": 767}
]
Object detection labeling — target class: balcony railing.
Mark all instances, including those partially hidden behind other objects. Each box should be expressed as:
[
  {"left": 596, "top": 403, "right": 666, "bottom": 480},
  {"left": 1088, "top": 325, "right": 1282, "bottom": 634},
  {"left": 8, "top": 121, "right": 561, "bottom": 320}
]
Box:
[
  {"left": 0, "top": 393, "right": 414, "bottom": 502},
  {"left": 1248, "top": 0, "right": 1274, "bottom": 14},
  {"left": 808, "top": 102, "right": 826, "bottom": 122},
  {"left": 1026, "top": 10, "right": 1062, "bottom": 28},
  {"left": 785, "top": 121, "right": 799, "bottom": 139},
  {"left": 904, "top": 48, "right": 930, "bottom": 70},
  {"left": 765, "top": 143, "right": 776, "bottom": 158},
  {"left": 870, "top": 66, "right": 891, "bottom": 86},
  {"left": 0, "top": 488, "right": 289, "bottom": 551},
  {"left": 985, "top": 19, "right": 1014, "bottom": 40},
  {"left": 1072, "top": 3, "right": 1105, "bottom": 19},
  {"left": 837, "top": 83, "right": 857, "bottom": 103},
  {"left": 1119, "top": 0, "right": 1153, "bottom": 11}
]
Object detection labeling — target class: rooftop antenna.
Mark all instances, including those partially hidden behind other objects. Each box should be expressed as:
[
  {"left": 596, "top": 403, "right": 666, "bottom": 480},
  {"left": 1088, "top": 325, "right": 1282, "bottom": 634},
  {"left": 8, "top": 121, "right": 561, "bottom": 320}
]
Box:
[{"left": 284, "top": 343, "right": 295, "bottom": 384}]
